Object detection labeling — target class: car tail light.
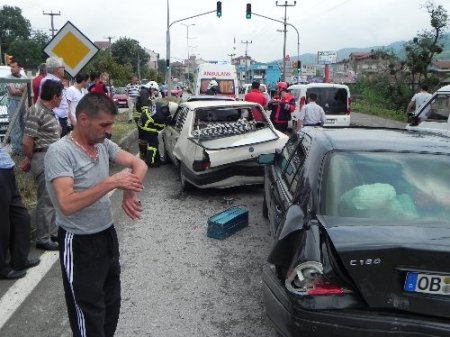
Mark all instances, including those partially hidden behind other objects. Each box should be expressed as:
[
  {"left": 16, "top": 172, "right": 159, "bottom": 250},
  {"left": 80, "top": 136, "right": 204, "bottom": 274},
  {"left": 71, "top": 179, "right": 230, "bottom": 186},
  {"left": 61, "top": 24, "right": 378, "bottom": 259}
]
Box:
[
  {"left": 285, "top": 261, "right": 352, "bottom": 296},
  {"left": 299, "top": 97, "right": 306, "bottom": 110},
  {"left": 192, "top": 151, "right": 210, "bottom": 172}
]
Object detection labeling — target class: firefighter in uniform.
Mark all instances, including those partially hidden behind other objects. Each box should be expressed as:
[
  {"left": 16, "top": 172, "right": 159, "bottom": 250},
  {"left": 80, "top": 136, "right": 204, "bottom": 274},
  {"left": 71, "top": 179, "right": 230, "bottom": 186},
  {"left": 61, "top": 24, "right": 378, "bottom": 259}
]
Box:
[
  {"left": 267, "top": 81, "right": 296, "bottom": 133},
  {"left": 135, "top": 83, "right": 170, "bottom": 167}
]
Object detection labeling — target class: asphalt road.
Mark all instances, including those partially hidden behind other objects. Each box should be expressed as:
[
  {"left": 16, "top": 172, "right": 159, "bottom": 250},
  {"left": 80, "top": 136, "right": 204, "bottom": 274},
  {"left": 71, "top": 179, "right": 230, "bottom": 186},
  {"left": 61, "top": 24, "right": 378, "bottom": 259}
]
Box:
[{"left": 0, "top": 112, "right": 406, "bottom": 337}]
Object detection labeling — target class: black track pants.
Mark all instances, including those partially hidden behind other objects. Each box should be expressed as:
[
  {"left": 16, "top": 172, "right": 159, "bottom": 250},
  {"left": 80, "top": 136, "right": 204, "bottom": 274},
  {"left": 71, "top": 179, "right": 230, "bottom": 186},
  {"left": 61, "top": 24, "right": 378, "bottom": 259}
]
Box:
[{"left": 58, "top": 226, "right": 121, "bottom": 337}]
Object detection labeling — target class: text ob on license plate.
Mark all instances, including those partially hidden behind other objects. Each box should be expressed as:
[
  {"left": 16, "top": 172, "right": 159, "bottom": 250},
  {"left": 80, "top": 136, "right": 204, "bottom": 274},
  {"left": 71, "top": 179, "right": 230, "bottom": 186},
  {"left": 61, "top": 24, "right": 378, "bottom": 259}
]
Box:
[{"left": 404, "top": 272, "right": 450, "bottom": 295}]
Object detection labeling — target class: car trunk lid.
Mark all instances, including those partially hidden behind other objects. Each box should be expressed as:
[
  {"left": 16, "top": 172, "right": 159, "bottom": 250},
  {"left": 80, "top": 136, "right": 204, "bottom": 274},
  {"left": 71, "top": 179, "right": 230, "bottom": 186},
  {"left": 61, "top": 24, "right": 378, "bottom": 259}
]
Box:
[
  {"left": 319, "top": 215, "right": 450, "bottom": 318},
  {"left": 189, "top": 128, "right": 286, "bottom": 167}
]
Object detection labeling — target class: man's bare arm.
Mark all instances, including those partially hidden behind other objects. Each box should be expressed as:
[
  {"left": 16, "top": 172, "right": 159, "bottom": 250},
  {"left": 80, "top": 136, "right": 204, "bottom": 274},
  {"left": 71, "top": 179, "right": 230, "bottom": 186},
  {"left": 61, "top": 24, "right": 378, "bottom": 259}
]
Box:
[{"left": 51, "top": 157, "right": 145, "bottom": 216}]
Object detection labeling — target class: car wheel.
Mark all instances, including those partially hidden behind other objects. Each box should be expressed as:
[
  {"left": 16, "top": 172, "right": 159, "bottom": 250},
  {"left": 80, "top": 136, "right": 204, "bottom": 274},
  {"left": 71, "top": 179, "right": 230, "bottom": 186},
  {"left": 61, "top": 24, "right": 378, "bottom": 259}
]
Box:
[
  {"left": 179, "top": 164, "right": 194, "bottom": 191},
  {"left": 262, "top": 195, "right": 268, "bottom": 219}
]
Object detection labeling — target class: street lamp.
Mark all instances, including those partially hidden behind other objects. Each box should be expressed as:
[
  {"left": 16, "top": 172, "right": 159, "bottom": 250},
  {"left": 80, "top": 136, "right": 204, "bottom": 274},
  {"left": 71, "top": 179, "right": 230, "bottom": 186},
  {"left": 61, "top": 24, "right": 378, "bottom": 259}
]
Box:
[
  {"left": 165, "top": 0, "right": 216, "bottom": 96},
  {"left": 181, "top": 23, "right": 195, "bottom": 91}
]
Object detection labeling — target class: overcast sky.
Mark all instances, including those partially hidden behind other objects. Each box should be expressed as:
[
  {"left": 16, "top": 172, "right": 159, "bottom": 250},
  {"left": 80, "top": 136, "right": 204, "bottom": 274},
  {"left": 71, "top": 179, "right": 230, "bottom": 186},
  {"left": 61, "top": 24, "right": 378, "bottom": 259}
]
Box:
[{"left": 7, "top": 0, "right": 449, "bottom": 63}]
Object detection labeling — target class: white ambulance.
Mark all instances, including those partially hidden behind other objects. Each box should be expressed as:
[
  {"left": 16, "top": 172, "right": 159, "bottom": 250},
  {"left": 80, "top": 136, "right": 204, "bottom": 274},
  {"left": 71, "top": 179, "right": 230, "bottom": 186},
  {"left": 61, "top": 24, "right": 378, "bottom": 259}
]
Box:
[{"left": 194, "top": 63, "right": 239, "bottom": 99}]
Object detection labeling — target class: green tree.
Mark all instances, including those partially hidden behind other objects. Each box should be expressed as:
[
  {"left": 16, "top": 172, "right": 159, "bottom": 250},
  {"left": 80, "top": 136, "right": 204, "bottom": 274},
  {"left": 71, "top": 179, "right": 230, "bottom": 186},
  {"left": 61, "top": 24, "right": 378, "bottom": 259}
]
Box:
[
  {"left": 0, "top": 6, "right": 31, "bottom": 53},
  {"left": 82, "top": 49, "right": 133, "bottom": 86},
  {"left": 7, "top": 30, "right": 50, "bottom": 70},
  {"left": 404, "top": 1, "right": 449, "bottom": 86},
  {"left": 8, "top": 39, "right": 42, "bottom": 69},
  {"left": 111, "top": 37, "right": 149, "bottom": 76}
]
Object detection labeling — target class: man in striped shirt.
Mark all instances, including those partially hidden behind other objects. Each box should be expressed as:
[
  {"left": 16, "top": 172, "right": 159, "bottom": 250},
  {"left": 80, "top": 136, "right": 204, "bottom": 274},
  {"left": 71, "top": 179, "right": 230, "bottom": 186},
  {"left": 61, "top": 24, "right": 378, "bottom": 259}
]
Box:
[
  {"left": 126, "top": 74, "right": 141, "bottom": 123},
  {"left": 21, "top": 80, "right": 63, "bottom": 251}
]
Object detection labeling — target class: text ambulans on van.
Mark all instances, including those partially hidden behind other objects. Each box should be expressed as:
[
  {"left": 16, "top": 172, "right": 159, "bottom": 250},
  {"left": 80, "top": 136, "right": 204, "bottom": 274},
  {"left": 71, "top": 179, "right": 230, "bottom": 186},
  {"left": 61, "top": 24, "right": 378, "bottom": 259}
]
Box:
[
  {"left": 194, "top": 63, "right": 239, "bottom": 99},
  {"left": 289, "top": 83, "right": 352, "bottom": 127}
]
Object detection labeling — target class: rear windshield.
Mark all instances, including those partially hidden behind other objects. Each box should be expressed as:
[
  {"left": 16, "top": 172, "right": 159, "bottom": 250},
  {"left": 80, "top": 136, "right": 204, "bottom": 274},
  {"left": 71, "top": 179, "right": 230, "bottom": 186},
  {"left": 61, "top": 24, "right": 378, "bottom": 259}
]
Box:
[
  {"left": 200, "top": 79, "right": 235, "bottom": 95},
  {"left": 321, "top": 152, "right": 450, "bottom": 222},
  {"left": 192, "top": 106, "right": 269, "bottom": 138},
  {"left": 114, "top": 87, "right": 127, "bottom": 94},
  {"left": 307, "top": 87, "right": 349, "bottom": 115}
]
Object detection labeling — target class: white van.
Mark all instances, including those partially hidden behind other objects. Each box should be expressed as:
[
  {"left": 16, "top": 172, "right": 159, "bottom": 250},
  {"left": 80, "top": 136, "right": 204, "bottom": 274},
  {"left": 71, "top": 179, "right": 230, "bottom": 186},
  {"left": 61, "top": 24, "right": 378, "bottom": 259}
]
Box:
[
  {"left": 242, "top": 83, "right": 268, "bottom": 95},
  {"left": 289, "top": 83, "right": 352, "bottom": 126},
  {"left": 406, "top": 84, "right": 450, "bottom": 136},
  {"left": 194, "top": 63, "right": 239, "bottom": 99}
]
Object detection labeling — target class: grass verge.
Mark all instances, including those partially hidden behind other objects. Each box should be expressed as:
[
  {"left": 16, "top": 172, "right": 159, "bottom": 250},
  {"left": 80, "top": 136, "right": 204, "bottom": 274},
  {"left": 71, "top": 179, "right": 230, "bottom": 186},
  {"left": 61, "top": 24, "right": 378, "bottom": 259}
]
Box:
[{"left": 352, "top": 100, "right": 407, "bottom": 122}]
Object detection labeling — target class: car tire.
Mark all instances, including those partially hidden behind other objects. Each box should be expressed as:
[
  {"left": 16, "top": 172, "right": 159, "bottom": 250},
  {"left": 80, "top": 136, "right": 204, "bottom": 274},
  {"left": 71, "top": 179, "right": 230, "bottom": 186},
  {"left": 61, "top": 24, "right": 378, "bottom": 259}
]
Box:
[
  {"left": 262, "top": 195, "right": 268, "bottom": 219},
  {"left": 179, "top": 164, "right": 194, "bottom": 191}
]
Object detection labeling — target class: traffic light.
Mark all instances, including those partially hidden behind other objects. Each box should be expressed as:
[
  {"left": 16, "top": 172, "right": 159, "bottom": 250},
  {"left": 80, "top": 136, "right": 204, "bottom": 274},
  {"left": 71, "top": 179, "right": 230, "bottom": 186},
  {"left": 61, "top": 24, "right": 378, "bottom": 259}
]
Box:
[
  {"left": 166, "top": 59, "right": 170, "bottom": 70},
  {"left": 4, "top": 53, "right": 13, "bottom": 65},
  {"left": 216, "top": 1, "right": 222, "bottom": 18},
  {"left": 246, "top": 3, "right": 251, "bottom": 19},
  {"left": 297, "top": 60, "right": 301, "bottom": 69}
]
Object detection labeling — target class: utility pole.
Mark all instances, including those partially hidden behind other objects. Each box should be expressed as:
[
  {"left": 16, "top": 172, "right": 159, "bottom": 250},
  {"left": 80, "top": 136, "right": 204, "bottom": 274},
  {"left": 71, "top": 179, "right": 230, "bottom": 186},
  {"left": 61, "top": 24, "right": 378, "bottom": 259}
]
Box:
[
  {"left": 104, "top": 36, "right": 115, "bottom": 55},
  {"left": 181, "top": 23, "right": 195, "bottom": 90},
  {"left": 275, "top": 1, "right": 296, "bottom": 82},
  {"left": 43, "top": 10, "right": 61, "bottom": 38},
  {"left": 227, "top": 53, "right": 236, "bottom": 64},
  {"left": 241, "top": 40, "right": 252, "bottom": 84}
]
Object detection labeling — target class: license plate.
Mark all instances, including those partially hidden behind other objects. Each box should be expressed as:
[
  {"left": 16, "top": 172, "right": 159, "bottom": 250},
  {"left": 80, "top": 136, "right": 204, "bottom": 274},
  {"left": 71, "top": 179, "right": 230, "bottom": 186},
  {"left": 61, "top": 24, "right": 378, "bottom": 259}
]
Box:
[
  {"left": 404, "top": 272, "right": 450, "bottom": 295},
  {"left": 326, "top": 119, "right": 336, "bottom": 124}
]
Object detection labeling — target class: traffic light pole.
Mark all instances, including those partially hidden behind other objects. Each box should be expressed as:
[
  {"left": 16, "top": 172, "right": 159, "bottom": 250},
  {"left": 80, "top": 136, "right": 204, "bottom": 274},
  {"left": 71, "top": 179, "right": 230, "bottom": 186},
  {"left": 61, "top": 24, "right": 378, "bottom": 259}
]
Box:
[
  {"left": 252, "top": 12, "right": 300, "bottom": 82},
  {"left": 166, "top": 2, "right": 215, "bottom": 97}
]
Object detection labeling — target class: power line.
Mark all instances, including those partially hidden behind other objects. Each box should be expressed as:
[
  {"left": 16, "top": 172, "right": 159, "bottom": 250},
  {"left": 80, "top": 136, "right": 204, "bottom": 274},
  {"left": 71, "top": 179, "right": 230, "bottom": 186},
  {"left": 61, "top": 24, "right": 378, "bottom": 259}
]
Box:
[{"left": 42, "top": 10, "right": 61, "bottom": 38}]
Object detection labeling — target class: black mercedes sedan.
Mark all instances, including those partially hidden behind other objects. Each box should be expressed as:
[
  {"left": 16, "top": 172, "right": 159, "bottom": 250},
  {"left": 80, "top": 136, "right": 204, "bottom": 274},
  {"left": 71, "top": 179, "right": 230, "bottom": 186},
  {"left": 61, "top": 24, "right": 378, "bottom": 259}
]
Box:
[{"left": 259, "top": 127, "right": 450, "bottom": 337}]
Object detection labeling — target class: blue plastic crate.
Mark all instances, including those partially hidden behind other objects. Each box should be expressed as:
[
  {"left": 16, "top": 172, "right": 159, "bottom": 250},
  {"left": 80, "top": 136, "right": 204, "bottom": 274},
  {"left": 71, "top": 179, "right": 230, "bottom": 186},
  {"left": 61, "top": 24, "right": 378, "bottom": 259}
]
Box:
[{"left": 207, "top": 206, "right": 249, "bottom": 240}]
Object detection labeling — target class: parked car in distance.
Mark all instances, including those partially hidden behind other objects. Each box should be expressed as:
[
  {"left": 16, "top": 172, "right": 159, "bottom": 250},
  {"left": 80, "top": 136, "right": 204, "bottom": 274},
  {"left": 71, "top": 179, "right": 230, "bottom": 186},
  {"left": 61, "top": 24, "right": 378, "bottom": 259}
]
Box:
[
  {"left": 162, "top": 100, "right": 289, "bottom": 190},
  {"left": 186, "top": 95, "right": 235, "bottom": 102},
  {"left": 289, "top": 83, "right": 351, "bottom": 126},
  {"left": 112, "top": 87, "right": 128, "bottom": 108},
  {"left": 260, "top": 126, "right": 450, "bottom": 337},
  {"left": 0, "top": 94, "right": 8, "bottom": 143},
  {"left": 406, "top": 84, "right": 450, "bottom": 136}
]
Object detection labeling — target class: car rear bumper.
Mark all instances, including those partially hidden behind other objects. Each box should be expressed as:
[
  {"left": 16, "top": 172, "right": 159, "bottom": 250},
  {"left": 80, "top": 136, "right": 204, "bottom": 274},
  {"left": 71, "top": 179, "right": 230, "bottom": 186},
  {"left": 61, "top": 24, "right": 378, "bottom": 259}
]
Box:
[
  {"left": 181, "top": 162, "right": 264, "bottom": 189},
  {"left": 262, "top": 264, "right": 450, "bottom": 337}
]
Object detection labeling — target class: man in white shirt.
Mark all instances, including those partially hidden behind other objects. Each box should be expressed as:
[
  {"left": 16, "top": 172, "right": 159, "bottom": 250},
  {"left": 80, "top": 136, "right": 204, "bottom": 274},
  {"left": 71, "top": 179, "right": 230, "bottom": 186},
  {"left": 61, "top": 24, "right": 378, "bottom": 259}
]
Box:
[
  {"left": 295, "top": 92, "right": 326, "bottom": 133},
  {"left": 66, "top": 73, "right": 89, "bottom": 127},
  {"left": 407, "top": 84, "right": 432, "bottom": 115}
]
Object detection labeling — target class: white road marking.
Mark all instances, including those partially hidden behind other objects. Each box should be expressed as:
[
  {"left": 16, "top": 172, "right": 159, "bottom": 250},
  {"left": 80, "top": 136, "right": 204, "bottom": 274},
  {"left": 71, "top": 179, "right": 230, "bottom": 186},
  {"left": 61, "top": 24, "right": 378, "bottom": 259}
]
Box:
[
  {"left": 0, "top": 251, "right": 59, "bottom": 328},
  {"left": 0, "top": 152, "right": 138, "bottom": 329}
]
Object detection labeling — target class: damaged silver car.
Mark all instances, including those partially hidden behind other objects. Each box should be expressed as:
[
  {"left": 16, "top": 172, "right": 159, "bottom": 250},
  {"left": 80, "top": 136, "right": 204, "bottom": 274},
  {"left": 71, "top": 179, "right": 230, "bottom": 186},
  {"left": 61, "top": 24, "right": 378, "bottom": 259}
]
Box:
[{"left": 162, "top": 100, "right": 289, "bottom": 190}]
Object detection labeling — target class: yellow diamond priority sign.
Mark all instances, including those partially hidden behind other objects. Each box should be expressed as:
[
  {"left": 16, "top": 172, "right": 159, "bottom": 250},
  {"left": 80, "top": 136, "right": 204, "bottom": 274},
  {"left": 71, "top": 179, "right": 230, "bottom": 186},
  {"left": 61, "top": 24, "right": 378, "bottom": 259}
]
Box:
[{"left": 44, "top": 21, "right": 98, "bottom": 77}]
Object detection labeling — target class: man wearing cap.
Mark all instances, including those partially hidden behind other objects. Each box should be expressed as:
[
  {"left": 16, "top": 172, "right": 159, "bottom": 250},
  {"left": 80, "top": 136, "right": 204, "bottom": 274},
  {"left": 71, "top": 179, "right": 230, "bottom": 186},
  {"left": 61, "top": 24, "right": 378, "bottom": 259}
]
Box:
[{"left": 268, "top": 81, "right": 296, "bottom": 133}]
